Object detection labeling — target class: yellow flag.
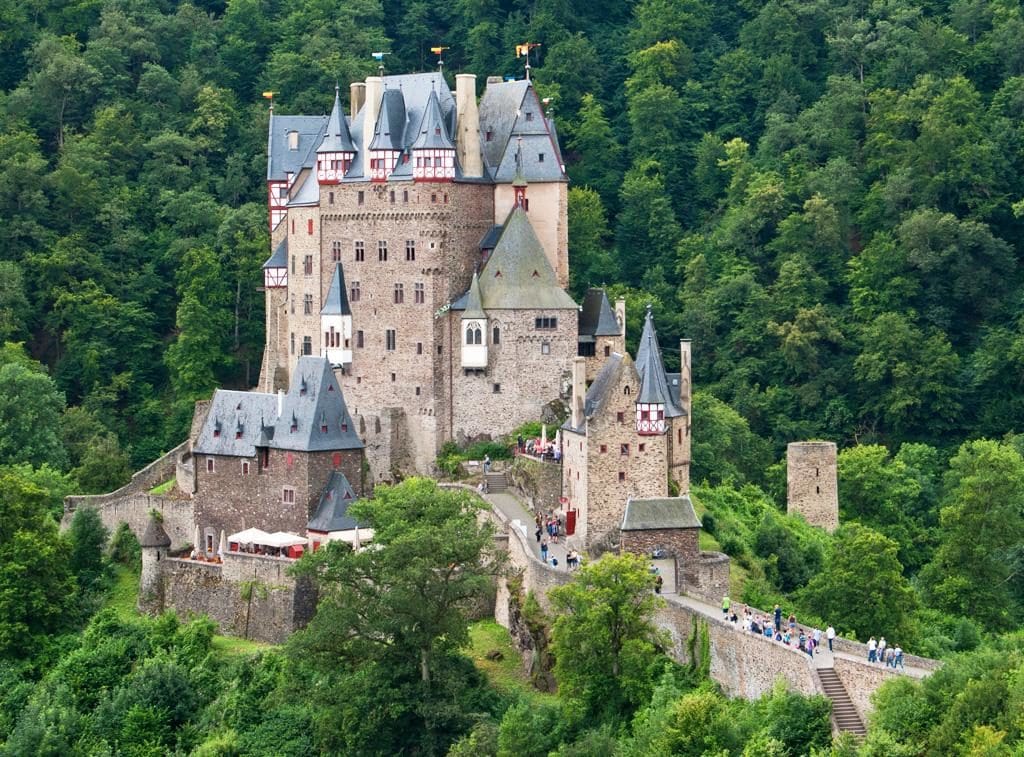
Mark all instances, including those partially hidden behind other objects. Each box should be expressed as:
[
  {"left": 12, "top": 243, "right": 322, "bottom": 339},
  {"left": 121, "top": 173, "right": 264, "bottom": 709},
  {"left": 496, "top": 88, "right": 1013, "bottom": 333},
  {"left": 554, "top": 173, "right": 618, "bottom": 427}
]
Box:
[
  {"left": 430, "top": 46, "right": 448, "bottom": 55},
  {"left": 262, "top": 91, "right": 275, "bottom": 99},
  {"left": 515, "top": 43, "right": 529, "bottom": 57}
]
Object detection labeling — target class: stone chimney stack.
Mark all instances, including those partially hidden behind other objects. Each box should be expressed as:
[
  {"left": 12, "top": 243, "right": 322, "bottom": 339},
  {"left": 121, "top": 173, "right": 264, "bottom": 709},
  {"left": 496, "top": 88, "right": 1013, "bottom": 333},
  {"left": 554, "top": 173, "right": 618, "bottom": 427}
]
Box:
[
  {"left": 455, "top": 74, "right": 483, "bottom": 178},
  {"left": 679, "top": 339, "right": 692, "bottom": 429},
  {"left": 362, "top": 76, "right": 384, "bottom": 157},
  {"left": 349, "top": 82, "right": 366, "bottom": 120},
  {"left": 571, "top": 357, "right": 586, "bottom": 429},
  {"left": 615, "top": 298, "right": 626, "bottom": 337}
]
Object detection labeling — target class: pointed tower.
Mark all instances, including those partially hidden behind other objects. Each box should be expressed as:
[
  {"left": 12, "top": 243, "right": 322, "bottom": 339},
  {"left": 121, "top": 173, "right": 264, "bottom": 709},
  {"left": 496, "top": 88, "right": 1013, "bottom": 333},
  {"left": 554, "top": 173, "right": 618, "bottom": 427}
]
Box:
[
  {"left": 635, "top": 306, "right": 683, "bottom": 436},
  {"left": 512, "top": 137, "right": 528, "bottom": 210},
  {"left": 321, "top": 263, "right": 352, "bottom": 367},
  {"left": 412, "top": 89, "right": 456, "bottom": 181},
  {"left": 461, "top": 271, "right": 487, "bottom": 369},
  {"left": 317, "top": 85, "right": 356, "bottom": 184},
  {"left": 138, "top": 514, "right": 172, "bottom": 614}
]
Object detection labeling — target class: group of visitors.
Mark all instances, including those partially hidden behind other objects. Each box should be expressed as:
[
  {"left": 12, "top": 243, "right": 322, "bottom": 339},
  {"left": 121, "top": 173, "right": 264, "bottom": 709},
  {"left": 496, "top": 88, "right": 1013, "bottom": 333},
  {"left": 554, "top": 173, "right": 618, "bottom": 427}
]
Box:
[
  {"left": 535, "top": 512, "right": 579, "bottom": 569},
  {"left": 535, "top": 513, "right": 563, "bottom": 544},
  {"left": 517, "top": 435, "right": 560, "bottom": 461},
  {"left": 723, "top": 601, "right": 836, "bottom": 659},
  {"left": 867, "top": 636, "right": 905, "bottom": 669}
]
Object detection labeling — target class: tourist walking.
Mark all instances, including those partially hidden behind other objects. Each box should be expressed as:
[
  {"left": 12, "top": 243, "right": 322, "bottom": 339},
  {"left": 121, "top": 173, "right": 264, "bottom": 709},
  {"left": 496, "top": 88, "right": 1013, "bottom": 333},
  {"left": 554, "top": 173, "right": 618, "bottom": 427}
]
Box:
[
  {"left": 722, "top": 594, "right": 730, "bottom": 616},
  {"left": 483, "top": 454, "right": 491, "bottom": 473},
  {"left": 540, "top": 538, "right": 549, "bottom": 563},
  {"left": 867, "top": 636, "right": 877, "bottom": 663},
  {"left": 894, "top": 644, "right": 904, "bottom": 670},
  {"left": 826, "top": 624, "right": 835, "bottom": 652},
  {"left": 877, "top": 637, "right": 887, "bottom": 664},
  {"left": 774, "top": 604, "right": 782, "bottom": 632}
]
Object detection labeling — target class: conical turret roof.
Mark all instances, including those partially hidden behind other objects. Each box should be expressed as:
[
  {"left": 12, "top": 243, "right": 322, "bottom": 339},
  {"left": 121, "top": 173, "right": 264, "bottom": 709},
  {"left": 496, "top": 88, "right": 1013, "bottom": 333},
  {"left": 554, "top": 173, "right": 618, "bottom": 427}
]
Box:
[
  {"left": 318, "top": 86, "right": 356, "bottom": 153},
  {"left": 412, "top": 89, "right": 455, "bottom": 150},
  {"left": 321, "top": 263, "right": 351, "bottom": 316},
  {"left": 462, "top": 271, "right": 485, "bottom": 319},
  {"left": 141, "top": 516, "right": 172, "bottom": 548},
  {"left": 636, "top": 307, "right": 684, "bottom": 416}
]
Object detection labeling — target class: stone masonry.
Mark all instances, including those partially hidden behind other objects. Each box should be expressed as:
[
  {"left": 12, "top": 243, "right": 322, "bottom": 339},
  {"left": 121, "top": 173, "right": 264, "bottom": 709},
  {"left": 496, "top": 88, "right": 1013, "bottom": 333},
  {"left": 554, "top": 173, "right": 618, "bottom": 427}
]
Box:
[{"left": 787, "top": 441, "right": 839, "bottom": 532}]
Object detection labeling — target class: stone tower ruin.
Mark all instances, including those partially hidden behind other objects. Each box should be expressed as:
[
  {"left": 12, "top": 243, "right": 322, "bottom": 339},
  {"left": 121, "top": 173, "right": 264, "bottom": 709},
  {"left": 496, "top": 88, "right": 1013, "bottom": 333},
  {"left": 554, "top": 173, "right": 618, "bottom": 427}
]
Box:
[{"left": 786, "top": 441, "right": 838, "bottom": 532}]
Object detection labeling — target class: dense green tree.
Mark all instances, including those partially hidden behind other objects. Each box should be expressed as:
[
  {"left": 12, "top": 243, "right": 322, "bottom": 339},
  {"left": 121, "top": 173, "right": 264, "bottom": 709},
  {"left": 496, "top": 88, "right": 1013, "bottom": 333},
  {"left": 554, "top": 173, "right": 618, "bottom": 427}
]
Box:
[
  {"left": 0, "top": 350, "right": 67, "bottom": 470},
  {"left": 920, "top": 439, "right": 1024, "bottom": 630},
  {"left": 549, "top": 552, "right": 664, "bottom": 722},
  {"left": 800, "top": 523, "right": 916, "bottom": 641},
  {"left": 67, "top": 507, "right": 110, "bottom": 594}
]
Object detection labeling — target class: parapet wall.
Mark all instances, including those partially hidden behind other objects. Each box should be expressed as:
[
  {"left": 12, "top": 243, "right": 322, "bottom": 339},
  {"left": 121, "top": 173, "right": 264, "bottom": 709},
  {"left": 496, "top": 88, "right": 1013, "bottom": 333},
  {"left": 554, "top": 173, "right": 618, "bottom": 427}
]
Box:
[
  {"left": 156, "top": 555, "right": 316, "bottom": 644},
  {"left": 62, "top": 493, "right": 194, "bottom": 551},
  {"left": 680, "top": 551, "right": 731, "bottom": 606},
  {"left": 654, "top": 597, "right": 820, "bottom": 700},
  {"left": 64, "top": 440, "right": 189, "bottom": 512},
  {"left": 832, "top": 655, "right": 901, "bottom": 724}
]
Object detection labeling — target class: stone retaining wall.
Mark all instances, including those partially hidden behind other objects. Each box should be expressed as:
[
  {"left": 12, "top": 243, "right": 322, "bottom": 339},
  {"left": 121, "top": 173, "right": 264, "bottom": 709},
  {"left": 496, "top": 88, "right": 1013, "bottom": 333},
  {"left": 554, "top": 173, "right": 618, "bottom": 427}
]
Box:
[
  {"left": 831, "top": 636, "right": 941, "bottom": 671},
  {"left": 832, "top": 655, "right": 902, "bottom": 724},
  {"left": 507, "top": 455, "right": 562, "bottom": 512},
  {"left": 62, "top": 493, "right": 194, "bottom": 551},
  {"left": 156, "top": 554, "right": 316, "bottom": 644}
]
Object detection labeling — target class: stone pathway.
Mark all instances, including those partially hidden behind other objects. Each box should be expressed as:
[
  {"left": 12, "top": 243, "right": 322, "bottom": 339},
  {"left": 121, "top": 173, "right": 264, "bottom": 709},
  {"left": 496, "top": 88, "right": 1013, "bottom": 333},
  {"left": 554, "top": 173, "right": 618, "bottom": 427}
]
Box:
[{"left": 485, "top": 490, "right": 575, "bottom": 571}]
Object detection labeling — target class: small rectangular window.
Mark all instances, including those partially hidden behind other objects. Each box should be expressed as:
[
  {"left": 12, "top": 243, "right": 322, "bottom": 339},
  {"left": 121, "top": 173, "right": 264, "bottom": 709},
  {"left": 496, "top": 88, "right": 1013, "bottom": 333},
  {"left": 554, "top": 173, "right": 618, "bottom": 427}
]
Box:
[
  {"left": 638, "top": 443, "right": 646, "bottom": 452},
  {"left": 538, "top": 153, "right": 544, "bottom": 162},
  {"left": 242, "top": 461, "right": 250, "bottom": 475},
  {"left": 621, "top": 444, "right": 629, "bottom": 456},
  {"left": 406, "top": 240, "right": 415, "bottom": 261},
  {"left": 600, "top": 444, "right": 607, "bottom": 453},
  {"left": 525, "top": 111, "right": 533, "bottom": 121},
  {"left": 416, "top": 342, "right": 423, "bottom": 355},
  {"left": 357, "top": 330, "right": 364, "bottom": 348},
  {"left": 386, "top": 329, "right": 396, "bottom": 351},
  {"left": 415, "top": 386, "right": 421, "bottom": 396},
  {"left": 403, "top": 190, "right": 409, "bottom": 202},
  {"left": 378, "top": 240, "right": 388, "bottom": 262},
  {"left": 390, "top": 190, "right": 395, "bottom": 203},
  {"left": 616, "top": 412, "right": 624, "bottom": 423},
  {"left": 414, "top": 282, "right": 425, "bottom": 303},
  {"left": 394, "top": 283, "right": 404, "bottom": 304},
  {"left": 350, "top": 281, "right": 361, "bottom": 302},
  {"left": 302, "top": 336, "right": 312, "bottom": 355},
  {"left": 282, "top": 487, "right": 295, "bottom": 504},
  {"left": 355, "top": 241, "right": 365, "bottom": 261},
  {"left": 358, "top": 191, "right": 364, "bottom": 205},
  {"left": 535, "top": 316, "right": 557, "bottom": 330},
  {"left": 541, "top": 341, "right": 550, "bottom": 355},
  {"left": 328, "top": 191, "right": 334, "bottom": 204},
  {"left": 391, "top": 373, "right": 396, "bottom": 382},
  {"left": 206, "top": 457, "right": 215, "bottom": 473},
  {"left": 618, "top": 471, "right": 626, "bottom": 482},
  {"left": 493, "top": 383, "right": 501, "bottom": 393},
  {"left": 303, "top": 293, "right": 313, "bottom": 314},
  {"left": 331, "top": 240, "right": 342, "bottom": 261}
]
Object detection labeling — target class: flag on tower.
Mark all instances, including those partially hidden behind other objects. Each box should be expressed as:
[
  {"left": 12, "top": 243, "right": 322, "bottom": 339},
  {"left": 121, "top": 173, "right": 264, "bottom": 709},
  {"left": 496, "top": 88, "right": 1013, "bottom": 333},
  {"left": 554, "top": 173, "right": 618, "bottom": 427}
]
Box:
[
  {"left": 516, "top": 42, "right": 540, "bottom": 57},
  {"left": 430, "top": 46, "right": 449, "bottom": 55},
  {"left": 261, "top": 91, "right": 275, "bottom": 99},
  {"left": 371, "top": 51, "right": 387, "bottom": 61}
]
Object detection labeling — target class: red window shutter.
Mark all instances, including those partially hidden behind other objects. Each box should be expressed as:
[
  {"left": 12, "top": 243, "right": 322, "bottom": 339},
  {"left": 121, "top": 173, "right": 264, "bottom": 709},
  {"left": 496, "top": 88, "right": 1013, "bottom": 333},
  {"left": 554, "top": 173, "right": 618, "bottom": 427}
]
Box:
[
  {"left": 307, "top": 218, "right": 313, "bottom": 234},
  {"left": 332, "top": 452, "right": 341, "bottom": 467}
]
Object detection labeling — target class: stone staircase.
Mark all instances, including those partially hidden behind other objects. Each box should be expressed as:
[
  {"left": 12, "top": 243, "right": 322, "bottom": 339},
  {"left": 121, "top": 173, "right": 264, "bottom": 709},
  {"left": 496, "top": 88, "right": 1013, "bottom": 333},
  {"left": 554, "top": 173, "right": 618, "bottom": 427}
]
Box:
[
  {"left": 484, "top": 471, "right": 508, "bottom": 492},
  {"left": 816, "top": 668, "right": 866, "bottom": 738}
]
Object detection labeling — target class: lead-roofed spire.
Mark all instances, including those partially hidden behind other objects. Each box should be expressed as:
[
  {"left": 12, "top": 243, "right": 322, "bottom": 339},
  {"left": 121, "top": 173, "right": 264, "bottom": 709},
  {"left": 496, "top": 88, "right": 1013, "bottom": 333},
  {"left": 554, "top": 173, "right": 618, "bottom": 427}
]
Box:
[
  {"left": 636, "top": 306, "right": 684, "bottom": 417},
  {"left": 321, "top": 263, "right": 351, "bottom": 316},
  {"left": 318, "top": 84, "right": 356, "bottom": 153},
  {"left": 412, "top": 88, "right": 455, "bottom": 149}
]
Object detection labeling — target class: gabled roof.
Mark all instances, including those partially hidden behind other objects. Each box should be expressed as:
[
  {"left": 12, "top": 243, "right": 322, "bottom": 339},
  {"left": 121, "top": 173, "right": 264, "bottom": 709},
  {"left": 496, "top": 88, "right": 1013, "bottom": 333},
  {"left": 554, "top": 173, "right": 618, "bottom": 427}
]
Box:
[
  {"left": 479, "top": 80, "right": 565, "bottom": 183},
  {"left": 307, "top": 471, "right": 363, "bottom": 532},
  {"left": 263, "top": 238, "right": 287, "bottom": 269},
  {"left": 321, "top": 263, "right": 351, "bottom": 316},
  {"left": 562, "top": 352, "right": 641, "bottom": 433},
  {"left": 636, "top": 307, "right": 684, "bottom": 416},
  {"left": 267, "top": 115, "right": 328, "bottom": 181},
  {"left": 473, "top": 207, "right": 576, "bottom": 310},
  {"left": 287, "top": 169, "right": 320, "bottom": 207},
  {"left": 462, "top": 271, "right": 485, "bottom": 319},
  {"left": 411, "top": 89, "right": 455, "bottom": 150},
  {"left": 318, "top": 87, "right": 356, "bottom": 153},
  {"left": 193, "top": 390, "right": 279, "bottom": 457},
  {"left": 270, "top": 357, "right": 363, "bottom": 451},
  {"left": 621, "top": 495, "right": 701, "bottom": 531},
  {"left": 579, "top": 289, "right": 620, "bottom": 337}
]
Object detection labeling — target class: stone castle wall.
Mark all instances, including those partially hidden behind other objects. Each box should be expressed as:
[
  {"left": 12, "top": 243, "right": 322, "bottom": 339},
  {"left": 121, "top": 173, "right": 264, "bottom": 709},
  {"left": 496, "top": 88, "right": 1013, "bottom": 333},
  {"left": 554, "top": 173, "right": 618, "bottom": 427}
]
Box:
[
  {"left": 681, "top": 551, "right": 731, "bottom": 606},
  {"left": 63, "top": 493, "right": 194, "bottom": 551},
  {"left": 621, "top": 528, "right": 700, "bottom": 564},
  {"left": 154, "top": 554, "right": 317, "bottom": 644},
  {"left": 507, "top": 455, "right": 562, "bottom": 513},
  {"left": 787, "top": 442, "right": 839, "bottom": 532}
]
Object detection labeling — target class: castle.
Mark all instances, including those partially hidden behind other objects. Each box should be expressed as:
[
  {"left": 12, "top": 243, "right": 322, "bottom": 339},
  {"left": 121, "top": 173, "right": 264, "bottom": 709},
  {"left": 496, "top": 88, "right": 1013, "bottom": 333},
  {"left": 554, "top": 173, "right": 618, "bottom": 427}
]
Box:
[{"left": 259, "top": 71, "right": 580, "bottom": 479}]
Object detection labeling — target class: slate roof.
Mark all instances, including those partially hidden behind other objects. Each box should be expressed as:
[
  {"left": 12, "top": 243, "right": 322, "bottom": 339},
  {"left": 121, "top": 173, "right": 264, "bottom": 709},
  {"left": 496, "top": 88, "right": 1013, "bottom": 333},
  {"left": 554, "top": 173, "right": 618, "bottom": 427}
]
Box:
[
  {"left": 318, "top": 87, "right": 356, "bottom": 153},
  {"left": 621, "top": 495, "right": 701, "bottom": 531},
  {"left": 193, "top": 389, "right": 279, "bottom": 457},
  {"left": 462, "top": 271, "right": 485, "bottom": 319},
  {"left": 288, "top": 170, "right": 320, "bottom": 207},
  {"left": 194, "top": 358, "right": 363, "bottom": 456},
  {"left": 307, "top": 471, "right": 363, "bottom": 532},
  {"left": 479, "top": 80, "right": 565, "bottom": 183},
  {"left": 411, "top": 89, "right": 455, "bottom": 149},
  {"left": 636, "top": 308, "right": 684, "bottom": 416},
  {"left": 479, "top": 224, "right": 503, "bottom": 250},
  {"left": 321, "top": 263, "right": 351, "bottom": 316},
  {"left": 370, "top": 88, "right": 408, "bottom": 150},
  {"left": 579, "top": 289, "right": 621, "bottom": 337},
  {"left": 263, "top": 237, "right": 287, "bottom": 269},
  {"left": 267, "top": 115, "right": 328, "bottom": 181},
  {"left": 141, "top": 517, "right": 172, "bottom": 548},
  {"left": 562, "top": 352, "right": 640, "bottom": 433},
  {"left": 270, "top": 357, "right": 363, "bottom": 451},
  {"left": 470, "top": 207, "right": 576, "bottom": 310}
]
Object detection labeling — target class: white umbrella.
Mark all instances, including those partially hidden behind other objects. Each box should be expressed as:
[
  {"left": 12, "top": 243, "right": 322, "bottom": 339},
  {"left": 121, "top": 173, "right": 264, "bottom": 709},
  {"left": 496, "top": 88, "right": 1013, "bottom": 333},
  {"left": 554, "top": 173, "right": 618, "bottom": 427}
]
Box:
[
  {"left": 541, "top": 423, "right": 547, "bottom": 449},
  {"left": 218, "top": 530, "right": 226, "bottom": 558},
  {"left": 192, "top": 524, "right": 201, "bottom": 556}
]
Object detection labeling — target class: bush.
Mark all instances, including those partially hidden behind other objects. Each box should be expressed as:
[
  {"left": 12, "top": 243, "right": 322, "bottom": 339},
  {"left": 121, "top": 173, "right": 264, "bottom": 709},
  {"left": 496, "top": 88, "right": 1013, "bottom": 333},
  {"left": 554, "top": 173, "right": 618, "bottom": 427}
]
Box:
[
  {"left": 108, "top": 522, "right": 141, "bottom": 570},
  {"left": 464, "top": 440, "right": 511, "bottom": 461}
]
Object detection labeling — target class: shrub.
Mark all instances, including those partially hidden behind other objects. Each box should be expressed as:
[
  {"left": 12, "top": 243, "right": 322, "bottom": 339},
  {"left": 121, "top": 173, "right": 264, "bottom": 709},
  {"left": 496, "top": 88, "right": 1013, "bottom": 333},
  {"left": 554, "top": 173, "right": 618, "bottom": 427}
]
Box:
[{"left": 108, "top": 522, "right": 141, "bottom": 570}]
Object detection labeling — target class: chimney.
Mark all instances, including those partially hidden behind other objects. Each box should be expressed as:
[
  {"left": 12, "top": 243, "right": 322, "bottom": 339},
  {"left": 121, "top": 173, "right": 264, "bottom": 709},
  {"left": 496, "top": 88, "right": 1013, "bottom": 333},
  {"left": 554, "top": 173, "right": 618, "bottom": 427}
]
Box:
[
  {"left": 680, "top": 339, "right": 692, "bottom": 428},
  {"left": 362, "top": 76, "right": 384, "bottom": 158},
  {"left": 349, "top": 81, "right": 366, "bottom": 119},
  {"left": 455, "top": 74, "right": 482, "bottom": 178},
  {"left": 277, "top": 389, "right": 285, "bottom": 417},
  {"left": 571, "top": 357, "right": 586, "bottom": 429},
  {"left": 615, "top": 298, "right": 626, "bottom": 337},
  {"left": 486, "top": 75, "right": 503, "bottom": 85}
]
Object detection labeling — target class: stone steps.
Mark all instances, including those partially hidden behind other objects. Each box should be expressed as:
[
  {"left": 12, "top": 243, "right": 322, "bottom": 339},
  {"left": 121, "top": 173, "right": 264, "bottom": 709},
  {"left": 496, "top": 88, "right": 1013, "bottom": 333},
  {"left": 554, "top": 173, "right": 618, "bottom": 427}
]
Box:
[
  {"left": 484, "top": 472, "right": 508, "bottom": 492},
  {"left": 816, "top": 668, "right": 866, "bottom": 738}
]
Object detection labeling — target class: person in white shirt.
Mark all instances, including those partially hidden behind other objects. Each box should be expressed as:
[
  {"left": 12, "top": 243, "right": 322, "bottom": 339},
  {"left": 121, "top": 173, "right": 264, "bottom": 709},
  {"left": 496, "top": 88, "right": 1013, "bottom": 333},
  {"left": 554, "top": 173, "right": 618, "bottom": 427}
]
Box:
[{"left": 826, "top": 625, "right": 836, "bottom": 652}]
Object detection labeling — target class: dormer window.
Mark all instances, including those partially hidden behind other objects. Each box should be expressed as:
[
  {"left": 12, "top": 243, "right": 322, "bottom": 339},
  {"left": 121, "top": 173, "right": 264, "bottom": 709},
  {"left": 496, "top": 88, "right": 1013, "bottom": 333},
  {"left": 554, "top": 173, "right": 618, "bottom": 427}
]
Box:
[
  {"left": 287, "top": 130, "right": 299, "bottom": 150},
  {"left": 300, "top": 379, "right": 308, "bottom": 395},
  {"left": 290, "top": 415, "right": 298, "bottom": 433},
  {"left": 435, "top": 127, "right": 441, "bottom": 136},
  {"left": 486, "top": 130, "right": 493, "bottom": 141},
  {"left": 213, "top": 421, "right": 221, "bottom": 438},
  {"left": 525, "top": 111, "right": 533, "bottom": 121}
]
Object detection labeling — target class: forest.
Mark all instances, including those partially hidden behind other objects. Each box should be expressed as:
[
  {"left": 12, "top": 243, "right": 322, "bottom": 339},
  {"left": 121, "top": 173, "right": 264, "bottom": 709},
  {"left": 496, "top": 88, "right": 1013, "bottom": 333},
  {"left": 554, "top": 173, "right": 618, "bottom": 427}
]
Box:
[{"left": 2, "top": 0, "right": 1024, "bottom": 752}]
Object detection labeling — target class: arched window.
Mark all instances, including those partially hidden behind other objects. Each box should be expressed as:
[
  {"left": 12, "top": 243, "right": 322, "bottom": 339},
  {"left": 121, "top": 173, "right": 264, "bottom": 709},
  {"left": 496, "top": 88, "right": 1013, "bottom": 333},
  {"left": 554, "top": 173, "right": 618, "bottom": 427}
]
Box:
[
  {"left": 493, "top": 326, "right": 500, "bottom": 344},
  {"left": 624, "top": 385, "right": 631, "bottom": 396},
  {"left": 465, "top": 325, "right": 475, "bottom": 345},
  {"left": 473, "top": 328, "right": 482, "bottom": 344}
]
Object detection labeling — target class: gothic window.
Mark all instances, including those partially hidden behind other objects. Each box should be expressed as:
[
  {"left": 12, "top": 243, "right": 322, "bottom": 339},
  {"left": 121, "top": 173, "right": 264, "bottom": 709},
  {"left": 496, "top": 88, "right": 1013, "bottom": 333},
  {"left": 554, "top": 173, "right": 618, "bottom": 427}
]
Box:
[
  {"left": 331, "top": 240, "right": 341, "bottom": 261},
  {"left": 303, "top": 294, "right": 313, "bottom": 314},
  {"left": 492, "top": 326, "right": 500, "bottom": 344},
  {"left": 350, "top": 281, "right": 360, "bottom": 301},
  {"left": 414, "top": 282, "right": 425, "bottom": 303},
  {"left": 378, "top": 240, "right": 388, "bottom": 261},
  {"left": 623, "top": 385, "right": 631, "bottom": 396},
  {"left": 406, "top": 240, "right": 415, "bottom": 261},
  {"left": 385, "top": 329, "right": 396, "bottom": 351},
  {"left": 394, "top": 283, "right": 404, "bottom": 304},
  {"left": 465, "top": 325, "right": 482, "bottom": 345},
  {"left": 355, "top": 241, "right": 365, "bottom": 261}
]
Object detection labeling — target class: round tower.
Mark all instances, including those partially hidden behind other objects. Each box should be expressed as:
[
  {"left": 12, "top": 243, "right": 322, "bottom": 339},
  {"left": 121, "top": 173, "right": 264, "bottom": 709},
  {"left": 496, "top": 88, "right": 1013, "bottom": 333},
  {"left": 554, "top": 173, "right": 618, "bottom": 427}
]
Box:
[
  {"left": 786, "top": 442, "right": 838, "bottom": 532},
  {"left": 138, "top": 514, "right": 172, "bottom": 613}
]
